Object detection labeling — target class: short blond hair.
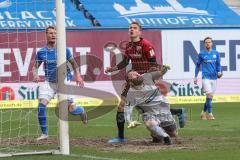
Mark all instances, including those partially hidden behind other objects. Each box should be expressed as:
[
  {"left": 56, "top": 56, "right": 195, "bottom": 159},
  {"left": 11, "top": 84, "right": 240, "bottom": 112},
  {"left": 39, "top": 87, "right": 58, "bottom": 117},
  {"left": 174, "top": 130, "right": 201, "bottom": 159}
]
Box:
[{"left": 45, "top": 26, "right": 56, "bottom": 33}]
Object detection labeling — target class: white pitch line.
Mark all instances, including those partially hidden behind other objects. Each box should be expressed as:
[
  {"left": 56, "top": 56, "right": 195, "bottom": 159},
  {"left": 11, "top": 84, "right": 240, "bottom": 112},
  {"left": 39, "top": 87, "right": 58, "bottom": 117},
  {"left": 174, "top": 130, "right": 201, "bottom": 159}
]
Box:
[{"left": 70, "top": 154, "right": 129, "bottom": 160}]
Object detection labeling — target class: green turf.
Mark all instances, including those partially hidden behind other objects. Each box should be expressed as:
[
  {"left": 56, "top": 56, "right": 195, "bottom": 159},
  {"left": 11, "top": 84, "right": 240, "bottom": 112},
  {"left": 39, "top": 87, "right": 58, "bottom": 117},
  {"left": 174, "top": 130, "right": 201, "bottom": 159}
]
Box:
[{"left": 0, "top": 102, "right": 240, "bottom": 160}]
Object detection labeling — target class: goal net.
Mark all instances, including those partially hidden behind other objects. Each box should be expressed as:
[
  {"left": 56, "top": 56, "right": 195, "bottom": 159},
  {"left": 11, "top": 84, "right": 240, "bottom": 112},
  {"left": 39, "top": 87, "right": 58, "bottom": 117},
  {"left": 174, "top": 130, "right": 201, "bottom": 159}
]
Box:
[{"left": 0, "top": 0, "right": 69, "bottom": 157}]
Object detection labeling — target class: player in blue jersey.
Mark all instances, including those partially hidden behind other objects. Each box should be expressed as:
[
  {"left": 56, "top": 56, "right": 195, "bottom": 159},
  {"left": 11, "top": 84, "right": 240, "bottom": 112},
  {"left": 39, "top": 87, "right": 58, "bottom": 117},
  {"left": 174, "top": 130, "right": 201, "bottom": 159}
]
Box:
[
  {"left": 194, "top": 37, "right": 222, "bottom": 120},
  {"left": 32, "top": 26, "right": 87, "bottom": 140}
]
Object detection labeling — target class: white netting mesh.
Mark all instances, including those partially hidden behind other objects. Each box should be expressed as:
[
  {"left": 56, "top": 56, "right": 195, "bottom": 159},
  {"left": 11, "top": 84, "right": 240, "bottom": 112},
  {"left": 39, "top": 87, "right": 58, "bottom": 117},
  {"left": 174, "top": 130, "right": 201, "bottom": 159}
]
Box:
[
  {"left": 0, "top": 0, "right": 61, "bottom": 156},
  {"left": 0, "top": 108, "right": 59, "bottom": 154}
]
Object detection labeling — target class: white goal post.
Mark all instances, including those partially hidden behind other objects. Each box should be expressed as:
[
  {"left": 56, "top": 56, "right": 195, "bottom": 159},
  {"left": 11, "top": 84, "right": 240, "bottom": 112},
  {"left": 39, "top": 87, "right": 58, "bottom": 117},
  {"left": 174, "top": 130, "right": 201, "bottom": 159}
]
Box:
[
  {"left": 0, "top": 0, "right": 69, "bottom": 157},
  {"left": 56, "top": 0, "right": 70, "bottom": 155}
]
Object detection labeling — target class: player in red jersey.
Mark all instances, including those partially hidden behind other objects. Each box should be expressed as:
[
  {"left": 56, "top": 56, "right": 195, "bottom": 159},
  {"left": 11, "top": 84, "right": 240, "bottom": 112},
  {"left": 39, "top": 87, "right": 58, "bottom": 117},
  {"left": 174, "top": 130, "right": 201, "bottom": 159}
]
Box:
[
  {"left": 105, "top": 21, "right": 185, "bottom": 143},
  {"left": 107, "top": 24, "right": 156, "bottom": 74}
]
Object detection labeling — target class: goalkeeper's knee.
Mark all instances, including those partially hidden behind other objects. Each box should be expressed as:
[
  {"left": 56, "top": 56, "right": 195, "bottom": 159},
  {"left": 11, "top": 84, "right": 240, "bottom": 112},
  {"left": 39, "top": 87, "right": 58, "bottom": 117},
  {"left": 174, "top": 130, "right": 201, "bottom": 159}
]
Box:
[{"left": 147, "top": 125, "right": 169, "bottom": 138}]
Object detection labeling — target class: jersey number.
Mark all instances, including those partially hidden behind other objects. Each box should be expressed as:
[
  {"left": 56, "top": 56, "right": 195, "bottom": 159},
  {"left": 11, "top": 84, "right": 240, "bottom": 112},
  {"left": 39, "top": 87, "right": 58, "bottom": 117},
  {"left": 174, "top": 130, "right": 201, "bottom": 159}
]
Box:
[{"left": 149, "top": 49, "right": 155, "bottom": 57}]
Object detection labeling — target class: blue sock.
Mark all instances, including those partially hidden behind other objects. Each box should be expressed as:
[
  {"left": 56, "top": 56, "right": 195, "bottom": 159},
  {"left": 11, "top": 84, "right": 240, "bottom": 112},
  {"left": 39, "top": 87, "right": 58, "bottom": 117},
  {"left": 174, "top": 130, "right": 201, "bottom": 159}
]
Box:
[
  {"left": 206, "top": 98, "right": 212, "bottom": 114},
  {"left": 203, "top": 102, "right": 207, "bottom": 112},
  {"left": 38, "top": 103, "right": 47, "bottom": 135},
  {"left": 70, "top": 106, "right": 84, "bottom": 115}
]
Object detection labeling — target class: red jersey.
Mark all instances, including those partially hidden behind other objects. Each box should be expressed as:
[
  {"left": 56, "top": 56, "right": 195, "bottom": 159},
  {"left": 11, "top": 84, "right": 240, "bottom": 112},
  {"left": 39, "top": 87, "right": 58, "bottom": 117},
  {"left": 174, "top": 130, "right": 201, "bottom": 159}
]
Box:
[{"left": 124, "top": 38, "right": 156, "bottom": 74}]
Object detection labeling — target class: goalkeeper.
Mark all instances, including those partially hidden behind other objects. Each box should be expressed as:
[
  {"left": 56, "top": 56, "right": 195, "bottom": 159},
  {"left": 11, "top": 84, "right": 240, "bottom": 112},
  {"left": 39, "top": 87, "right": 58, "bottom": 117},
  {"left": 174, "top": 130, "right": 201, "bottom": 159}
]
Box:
[{"left": 124, "top": 67, "right": 177, "bottom": 145}]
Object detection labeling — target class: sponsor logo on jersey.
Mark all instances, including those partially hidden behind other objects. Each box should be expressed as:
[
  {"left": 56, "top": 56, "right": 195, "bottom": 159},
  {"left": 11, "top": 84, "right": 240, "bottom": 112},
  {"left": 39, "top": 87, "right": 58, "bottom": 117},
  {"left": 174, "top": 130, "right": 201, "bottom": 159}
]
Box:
[{"left": 149, "top": 49, "right": 155, "bottom": 57}]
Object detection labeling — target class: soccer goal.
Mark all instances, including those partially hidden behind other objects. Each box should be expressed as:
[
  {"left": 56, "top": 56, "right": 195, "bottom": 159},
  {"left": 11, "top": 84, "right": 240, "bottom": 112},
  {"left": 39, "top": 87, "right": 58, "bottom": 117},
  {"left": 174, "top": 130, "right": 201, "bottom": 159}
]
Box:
[{"left": 0, "top": 0, "right": 69, "bottom": 157}]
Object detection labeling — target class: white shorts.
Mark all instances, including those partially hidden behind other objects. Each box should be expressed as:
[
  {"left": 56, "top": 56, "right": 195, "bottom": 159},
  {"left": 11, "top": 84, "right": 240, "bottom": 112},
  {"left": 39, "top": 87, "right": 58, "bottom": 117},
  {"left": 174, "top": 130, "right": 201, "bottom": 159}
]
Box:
[
  {"left": 39, "top": 81, "right": 57, "bottom": 101},
  {"left": 39, "top": 81, "right": 75, "bottom": 103},
  {"left": 202, "top": 79, "right": 217, "bottom": 94}
]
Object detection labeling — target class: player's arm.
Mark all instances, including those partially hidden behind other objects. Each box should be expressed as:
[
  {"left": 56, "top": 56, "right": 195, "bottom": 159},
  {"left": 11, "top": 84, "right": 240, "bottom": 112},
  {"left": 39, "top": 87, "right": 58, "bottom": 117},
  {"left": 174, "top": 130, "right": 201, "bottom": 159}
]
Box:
[
  {"left": 144, "top": 42, "right": 170, "bottom": 78},
  {"left": 144, "top": 42, "right": 166, "bottom": 74},
  {"left": 67, "top": 49, "right": 84, "bottom": 87},
  {"left": 105, "top": 43, "right": 131, "bottom": 73},
  {"left": 216, "top": 52, "right": 222, "bottom": 78},
  {"left": 68, "top": 58, "right": 84, "bottom": 87},
  {"left": 105, "top": 56, "right": 130, "bottom": 73},
  {"left": 144, "top": 41, "right": 158, "bottom": 66},
  {"left": 32, "top": 52, "right": 43, "bottom": 83},
  {"left": 148, "top": 65, "right": 171, "bottom": 81},
  {"left": 194, "top": 53, "right": 202, "bottom": 84},
  {"left": 159, "top": 64, "right": 170, "bottom": 76}
]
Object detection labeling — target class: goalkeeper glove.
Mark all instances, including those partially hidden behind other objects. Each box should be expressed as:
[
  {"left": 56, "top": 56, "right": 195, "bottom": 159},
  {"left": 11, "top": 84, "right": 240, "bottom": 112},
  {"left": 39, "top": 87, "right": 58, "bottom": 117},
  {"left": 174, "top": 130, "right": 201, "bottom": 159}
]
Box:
[
  {"left": 127, "top": 121, "right": 141, "bottom": 129},
  {"left": 161, "top": 64, "right": 171, "bottom": 75},
  {"left": 162, "top": 64, "right": 171, "bottom": 70}
]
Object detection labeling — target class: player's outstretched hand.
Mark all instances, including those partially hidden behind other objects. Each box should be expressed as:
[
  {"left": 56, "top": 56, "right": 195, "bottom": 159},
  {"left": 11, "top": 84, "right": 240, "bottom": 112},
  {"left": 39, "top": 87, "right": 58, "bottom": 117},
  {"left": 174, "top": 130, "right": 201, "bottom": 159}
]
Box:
[
  {"left": 160, "top": 64, "right": 171, "bottom": 75},
  {"left": 74, "top": 74, "right": 84, "bottom": 87},
  {"left": 217, "top": 72, "right": 223, "bottom": 78},
  {"left": 105, "top": 67, "right": 113, "bottom": 73},
  {"left": 33, "top": 75, "right": 40, "bottom": 83},
  {"left": 194, "top": 77, "right": 198, "bottom": 85},
  {"left": 127, "top": 121, "right": 141, "bottom": 129},
  {"left": 162, "top": 64, "right": 171, "bottom": 70}
]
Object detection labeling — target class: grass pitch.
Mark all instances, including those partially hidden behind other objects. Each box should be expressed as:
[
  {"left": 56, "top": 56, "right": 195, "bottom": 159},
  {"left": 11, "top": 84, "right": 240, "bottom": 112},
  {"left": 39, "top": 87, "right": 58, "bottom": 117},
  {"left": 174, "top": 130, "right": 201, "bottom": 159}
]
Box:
[{"left": 0, "top": 102, "right": 240, "bottom": 160}]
